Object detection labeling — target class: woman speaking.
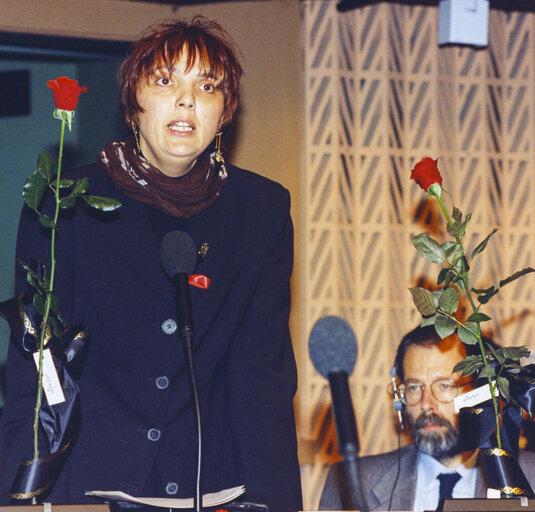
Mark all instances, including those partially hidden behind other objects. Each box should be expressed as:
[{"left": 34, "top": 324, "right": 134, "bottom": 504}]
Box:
[{"left": 0, "top": 17, "right": 302, "bottom": 511}]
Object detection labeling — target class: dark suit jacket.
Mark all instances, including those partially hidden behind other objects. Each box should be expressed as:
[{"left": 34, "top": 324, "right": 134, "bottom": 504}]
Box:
[
  {"left": 0, "top": 162, "right": 302, "bottom": 511},
  {"left": 319, "top": 445, "right": 535, "bottom": 510}
]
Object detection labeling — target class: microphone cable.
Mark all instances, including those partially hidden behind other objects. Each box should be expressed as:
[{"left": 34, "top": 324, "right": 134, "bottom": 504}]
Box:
[{"left": 387, "top": 423, "right": 402, "bottom": 511}]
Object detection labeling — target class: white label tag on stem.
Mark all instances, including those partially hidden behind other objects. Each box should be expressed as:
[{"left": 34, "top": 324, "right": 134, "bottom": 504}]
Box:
[
  {"left": 454, "top": 382, "right": 498, "bottom": 413},
  {"left": 33, "top": 349, "right": 65, "bottom": 406},
  {"left": 487, "top": 488, "right": 501, "bottom": 499}
]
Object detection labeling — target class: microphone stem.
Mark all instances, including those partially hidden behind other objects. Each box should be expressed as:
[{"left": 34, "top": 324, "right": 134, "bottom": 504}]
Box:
[{"left": 182, "top": 330, "right": 203, "bottom": 512}]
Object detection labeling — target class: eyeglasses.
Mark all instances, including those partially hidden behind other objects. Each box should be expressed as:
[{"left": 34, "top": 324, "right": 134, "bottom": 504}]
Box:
[{"left": 388, "top": 378, "right": 462, "bottom": 406}]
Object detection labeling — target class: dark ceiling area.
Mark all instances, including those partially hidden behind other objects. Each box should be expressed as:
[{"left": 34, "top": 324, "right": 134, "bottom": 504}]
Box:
[
  {"left": 0, "top": 32, "right": 131, "bottom": 61},
  {"left": 337, "top": 0, "right": 535, "bottom": 12}
]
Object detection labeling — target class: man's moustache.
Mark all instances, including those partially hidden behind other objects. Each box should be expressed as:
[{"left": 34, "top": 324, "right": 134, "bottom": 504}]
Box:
[{"left": 415, "top": 412, "right": 452, "bottom": 430}]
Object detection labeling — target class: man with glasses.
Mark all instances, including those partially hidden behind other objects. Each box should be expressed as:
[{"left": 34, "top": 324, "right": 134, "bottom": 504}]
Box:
[{"left": 319, "top": 325, "right": 535, "bottom": 510}]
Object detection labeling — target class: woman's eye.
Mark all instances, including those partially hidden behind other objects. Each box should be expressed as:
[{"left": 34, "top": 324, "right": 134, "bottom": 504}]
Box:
[
  {"left": 155, "top": 77, "right": 171, "bottom": 86},
  {"left": 201, "top": 83, "right": 215, "bottom": 92}
]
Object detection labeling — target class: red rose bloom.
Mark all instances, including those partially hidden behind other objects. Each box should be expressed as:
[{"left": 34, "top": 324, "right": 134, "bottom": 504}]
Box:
[
  {"left": 410, "top": 157, "right": 442, "bottom": 192},
  {"left": 47, "top": 76, "right": 87, "bottom": 111}
]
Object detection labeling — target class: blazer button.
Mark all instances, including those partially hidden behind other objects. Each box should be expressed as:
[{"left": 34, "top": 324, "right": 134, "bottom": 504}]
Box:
[
  {"left": 165, "top": 482, "right": 179, "bottom": 495},
  {"left": 162, "top": 319, "right": 177, "bottom": 334},
  {"left": 156, "top": 376, "right": 169, "bottom": 390},
  {"left": 147, "top": 428, "right": 161, "bottom": 441}
]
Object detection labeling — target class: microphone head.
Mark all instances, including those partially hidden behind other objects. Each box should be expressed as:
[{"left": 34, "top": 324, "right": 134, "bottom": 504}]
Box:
[
  {"left": 309, "top": 316, "right": 357, "bottom": 378},
  {"left": 160, "top": 230, "right": 198, "bottom": 277}
]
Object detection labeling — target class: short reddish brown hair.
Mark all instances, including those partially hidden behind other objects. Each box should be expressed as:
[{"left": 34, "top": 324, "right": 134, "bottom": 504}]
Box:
[{"left": 119, "top": 16, "right": 243, "bottom": 129}]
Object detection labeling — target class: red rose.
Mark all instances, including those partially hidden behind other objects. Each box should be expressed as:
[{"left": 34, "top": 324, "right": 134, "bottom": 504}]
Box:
[
  {"left": 47, "top": 76, "right": 87, "bottom": 111},
  {"left": 410, "top": 157, "right": 442, "bottom": 192}
]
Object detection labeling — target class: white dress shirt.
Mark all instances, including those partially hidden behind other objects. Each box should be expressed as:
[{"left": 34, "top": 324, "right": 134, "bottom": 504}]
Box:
[{"left": 413, "top": 450, "right": 479, "bottom": 511}]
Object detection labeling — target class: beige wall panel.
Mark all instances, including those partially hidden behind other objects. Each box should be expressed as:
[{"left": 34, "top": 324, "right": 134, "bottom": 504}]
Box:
[{"left": 301, "top": 2, "right": 535, "bottom": 509}]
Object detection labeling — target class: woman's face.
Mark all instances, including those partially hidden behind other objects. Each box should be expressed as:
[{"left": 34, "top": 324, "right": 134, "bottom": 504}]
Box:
[{"left": 135, "top": 53, "right": 225, "bottom": 177}]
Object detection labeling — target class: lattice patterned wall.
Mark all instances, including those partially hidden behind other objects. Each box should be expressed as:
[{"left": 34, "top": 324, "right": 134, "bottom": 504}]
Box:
[{"left": 299, "top": 2, "right": 535, "bottom": 509}]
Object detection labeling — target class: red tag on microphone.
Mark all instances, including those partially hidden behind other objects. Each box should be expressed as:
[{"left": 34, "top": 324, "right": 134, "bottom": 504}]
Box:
[{"left": 189, "top": 274, "right": 210, "bottom": 289}]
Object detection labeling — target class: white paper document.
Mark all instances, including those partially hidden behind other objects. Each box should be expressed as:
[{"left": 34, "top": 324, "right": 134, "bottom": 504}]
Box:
[{"left": 86, "top": 485, "right": 245, "bottom": 509}]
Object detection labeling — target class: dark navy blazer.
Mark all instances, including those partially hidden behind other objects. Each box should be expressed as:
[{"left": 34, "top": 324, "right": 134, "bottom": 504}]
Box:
[{"left": 0, "top": 162, "right": 302, "bottom": 511}]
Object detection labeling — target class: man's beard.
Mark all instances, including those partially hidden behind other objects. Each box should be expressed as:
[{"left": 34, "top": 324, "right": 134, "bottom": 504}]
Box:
[{"left": 407, "top": 411, "right": 462, "bottom": 462}]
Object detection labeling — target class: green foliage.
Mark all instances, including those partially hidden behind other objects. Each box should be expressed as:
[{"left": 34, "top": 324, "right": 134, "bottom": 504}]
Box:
[
  {"left": 443, "top": 241, "right": 463, "bottom": 268},
  {"left": 38, "top": 215, "right": 54, "bottom": 229},
  {"left": 411, "top": 172, "right": 535, "bottom": 450},
  {"left": 435, "top": 314, "right": 457, "bottom": 338},
  {"left": 453, "top": 355, "right": 484, "bottom": 376},
  {"left": 473, "top": 285, "right": 498, "bottom": 304},
  {"left": 438, "top": 286, "right": 459, "bottom": 314},
  {"left": 32, "top": 294, "right": 45, "bottom": 316},
  {"left": 37, "top": 151, "right": 55, "bottom": 182},
  {"left": 446, "top": 206, "right": 471, "bottom": 239},
  {"left": 466, "top": 312, "right": 491, "bottom": 323},
  {"left": 57, "top": 179, "right": 74, "bottom": 188},
  {"left": 499, "top": 268, "right": 535, "bottom": 288},
  {"left": 409, "top": 287, "right": 438, "bottom": 316},
  {"left": 471, "top": 229, "right": 498, "bottom": 261},
  {"left": 457, "top": 323, "right": 479, "bottom": 345},
  {"left": 59, "top": 197, "right": 76, "bottom": 209},
  {"left": 73, "top": 177, "right": 89, "bottom": 195},
  {"left": 82, "top": 195, "right": 121, "bottom": 212},
  {"left": 412, "top": 233, "right": 444, "bottom": 263},
  {"left": 23, "top": 171, "right": 47, "bottom": 210},
  {"left": 497, "top": 376, "right": 510, "bottom": 402}
]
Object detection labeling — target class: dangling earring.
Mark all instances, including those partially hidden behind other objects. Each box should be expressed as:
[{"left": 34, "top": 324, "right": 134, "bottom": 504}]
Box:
[
  {"left": 131, "top": 123, "right": 141, "bottom": 153},
  {"left": 215, "top": 132, "right": 222, "bottom": 162}
]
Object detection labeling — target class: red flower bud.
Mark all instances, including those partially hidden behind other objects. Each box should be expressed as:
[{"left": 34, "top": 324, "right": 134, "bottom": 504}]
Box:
[
  {"left": 410, "top": 157, "right": 442, "bottom": 192},
  {"left": 47, "top": 76, "right": 87, "bottom": 111}
]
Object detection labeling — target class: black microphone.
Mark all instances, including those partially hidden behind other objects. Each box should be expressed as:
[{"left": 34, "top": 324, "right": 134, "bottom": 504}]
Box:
[
  {"left": 160, "top": 230, "right": 203, "bottom": 512},
  {"left": 309, "top": 315, "right": 367, "bottom": 512},
  {"left": 160, "top": 230, "right": 198, "bottom": 339}
]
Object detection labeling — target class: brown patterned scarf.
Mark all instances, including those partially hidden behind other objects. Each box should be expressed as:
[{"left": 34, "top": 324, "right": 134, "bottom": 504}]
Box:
[{"left": 97, "top": 137, "right": 227, "bottom": 218}]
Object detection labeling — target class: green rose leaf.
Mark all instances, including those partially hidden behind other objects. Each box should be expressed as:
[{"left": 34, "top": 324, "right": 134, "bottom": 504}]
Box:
[
  {"left": 438, "top": 286, "right": 460, "bottom": 314},
  {"left": 502, "top": 346, "right": 530, "bottom": 361},
  {"left": 443, "top": 242, "right": 464, "bottom": 267},
  {"left": 73, "top": 177, "right": 89, "bottom": 195},
  {"left": 37, "top": 151, "right": 55, "bottom": 182},
  {"left": 447, "top": 207, "right": 471, "bottom": 238},
  {"left": 497, "top": 376, "right": 510, "bottom": 402},
  {"left": 453, "top": 355, "right": 484, "bottom": 376},
  {"left": 478, "top": 365, "right": 496, "bottom": 379},
  {"left": 409, "top": 287, "right": 438, "bottom": 316},
  {"left": 412, "top": 233, "right": 444, "bottom": 264},
  {"left": 421, "top": 314, "right": 437, "bottom": 327},
  {"left": 57, "top": 179, "right": 75, "bottom": 189},
  {"left": 435, "top": 314, "right": 457, "bottom": 338},
  {"left": 26, "top": 272, "right": 42, "bottom": 293},
  {"left": 50, "top": 316, "right": 64, "bottom": 340},
  {"left": 471, "top": 228, "right": 498, "bottom": 261},
  {"left": 466, "top": 312, "right": 491, "bottom": 323},
  {"left": 474, "top": 286, "right": 498, "bottom": 304},
  {"left": 82, "top": 195, "right": 122, "bottom": 212},
  {"left": 60, "top": 196, "right": 77, "bottom": 209},
  {"left": 487, "top": 345, "right": 504, "bottom": 365},
  {"left": 33, "top": 293, "right": 45, "bottom": 316},
  {"left": 437, "top": 268, "right": 454, "bottom": 286},
  {"left": 19, "top": 261, "right": 41, "bottom": 283},
  {"left": 499, "top": 267, "right": 535, "bottom": 288},
  {"left": 458, "top": 323, "right": 479, "bottom": 345},
  {"left": 38, "top": 214, "right": 54, "bottom": 229},
  {"left": 41, "top": 265, "right": 50, "bottom": 288},
  {"left": 22, "top": 171, "right": 47, "bottom": 210},
  {"left": 49, "top": 294, "right": 65, "bottom": 326}
]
